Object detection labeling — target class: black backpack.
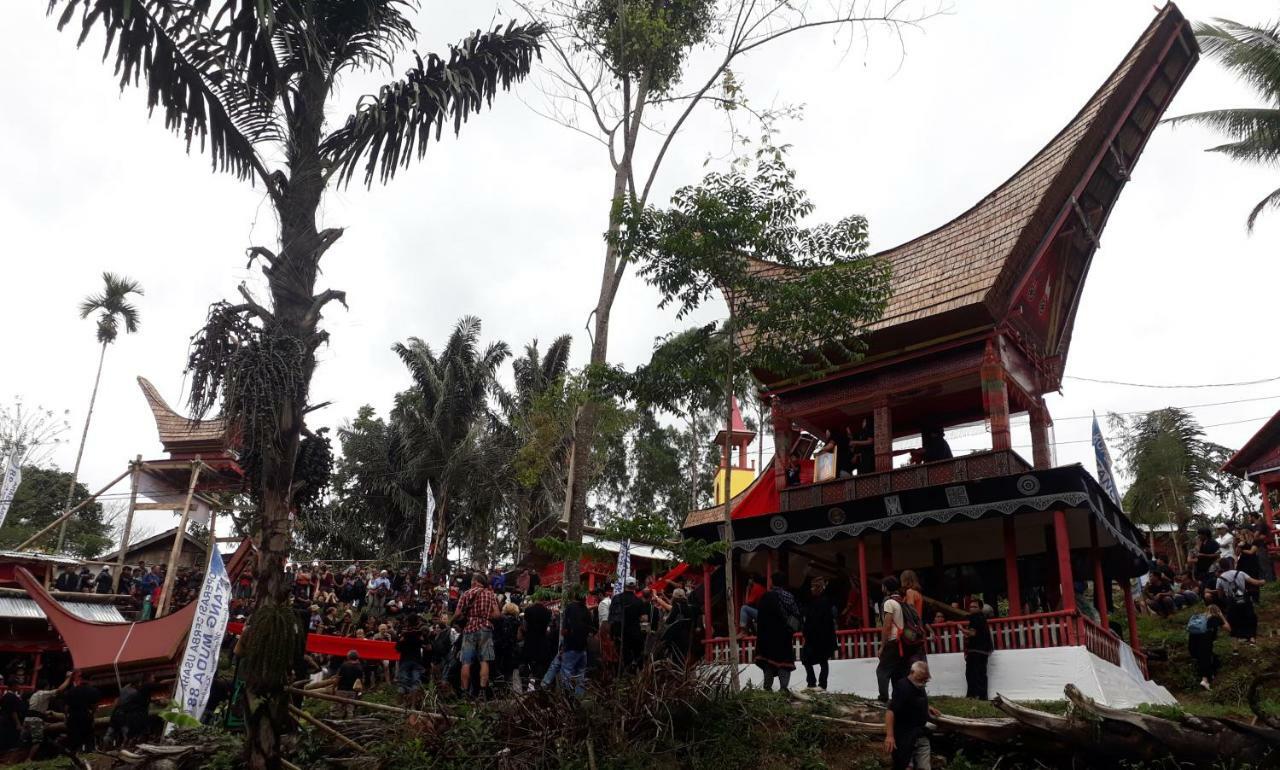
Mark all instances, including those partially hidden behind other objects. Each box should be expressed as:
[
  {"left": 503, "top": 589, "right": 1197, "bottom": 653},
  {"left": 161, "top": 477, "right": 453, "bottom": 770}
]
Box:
[{"left": 895, "top": 598, "right": 927, "bottom": 652}]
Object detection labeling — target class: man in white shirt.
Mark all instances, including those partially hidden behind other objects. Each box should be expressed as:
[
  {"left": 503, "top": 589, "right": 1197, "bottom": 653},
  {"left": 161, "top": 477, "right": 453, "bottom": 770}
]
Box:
[
  {"left": 1216, "top": 524, "right": 1236, "bottom": 562},
  {"left": 876, "top": 576, "right": 906, "bottom": 702},
  {"left": 597, "top": 585, "right": 613, "bottom": 628}
]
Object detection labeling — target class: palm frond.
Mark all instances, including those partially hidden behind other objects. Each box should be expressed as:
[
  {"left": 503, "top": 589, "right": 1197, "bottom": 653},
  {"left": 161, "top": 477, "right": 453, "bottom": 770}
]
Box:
[
  {"left": 50, "top": 0, "right": 275, "bottom": 182},
  {"left": 1165, "top": 107, "right": 1280, "bottom": 145},
  {"left": 1195, "top": 19, "right": 1280, "bottom": 104},
  {"left": 322, "top": 20, "right": 545, "bottom": 187},
  {"left": 1247, "top": 185, "right": 1280, "bottom": 232}
]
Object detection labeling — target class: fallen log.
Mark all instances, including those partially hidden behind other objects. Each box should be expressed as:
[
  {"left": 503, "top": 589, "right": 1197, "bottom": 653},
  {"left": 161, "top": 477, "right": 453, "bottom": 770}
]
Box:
[
  {"left": 929, "top": 712, "right": 1021, "bottom": 743},
  {"left": 809, "top": 713, "right": 885, "bottom": 736},
  {"left": 288, "top": 704, "right": 368, "bottom": 754}
]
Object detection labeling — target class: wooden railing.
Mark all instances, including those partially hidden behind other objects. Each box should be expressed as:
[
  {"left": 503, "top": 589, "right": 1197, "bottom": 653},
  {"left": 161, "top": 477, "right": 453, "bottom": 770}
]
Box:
[
  {"left": 778, "top": 449, "right": 1032, "bottom": 512},
  {"left": 704, "top": 609, "right": 1150, "bottom": 678}
]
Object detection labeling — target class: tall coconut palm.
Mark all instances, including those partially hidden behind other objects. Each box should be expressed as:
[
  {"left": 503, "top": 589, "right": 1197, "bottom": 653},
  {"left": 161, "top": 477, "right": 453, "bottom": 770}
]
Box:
[
  {"left": 58, "top": 273, "right": 143, "bottom": 552},
  {"left": 1168, "top": 18, "right": 1280, "bottom": 230},
  {"left": 46, "top": 3, "right": 542, "bottom": 761},
  {"left": 390, "top": 317, "right": 510, "bottom": 573}
]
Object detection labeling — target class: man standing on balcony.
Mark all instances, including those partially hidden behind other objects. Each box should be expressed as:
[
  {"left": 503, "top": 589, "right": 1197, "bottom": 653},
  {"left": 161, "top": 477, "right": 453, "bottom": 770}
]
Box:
[{"left": 885, "top": 660, "right": 941, "bottom": 770}]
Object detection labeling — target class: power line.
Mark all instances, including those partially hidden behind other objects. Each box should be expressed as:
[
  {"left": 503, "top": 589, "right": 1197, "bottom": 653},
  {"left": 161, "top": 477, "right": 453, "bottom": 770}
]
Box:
[{"left": 1065, "top": 374, "right": 1280, "bottom": 389}]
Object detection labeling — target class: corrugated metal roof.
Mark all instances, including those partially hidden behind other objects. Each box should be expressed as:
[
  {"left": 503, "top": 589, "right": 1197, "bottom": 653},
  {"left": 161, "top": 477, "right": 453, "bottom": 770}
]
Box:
[
  {"left": 0, "top": 597, "right": 126, "bottom": 623},
  {"left": 0, "top": 550, "right": 81, "bottom": 565}
]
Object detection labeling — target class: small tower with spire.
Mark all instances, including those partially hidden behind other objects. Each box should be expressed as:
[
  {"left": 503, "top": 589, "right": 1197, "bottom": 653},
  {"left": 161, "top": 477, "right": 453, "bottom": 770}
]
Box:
[{"left": 713, "top": 397, "right": 757, "bottom": 505}]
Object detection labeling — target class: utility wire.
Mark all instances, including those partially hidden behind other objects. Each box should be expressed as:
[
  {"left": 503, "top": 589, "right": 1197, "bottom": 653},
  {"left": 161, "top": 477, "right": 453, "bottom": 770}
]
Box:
[{"left": 1066, "top": 374, "right": 1280, "bottom": 389}]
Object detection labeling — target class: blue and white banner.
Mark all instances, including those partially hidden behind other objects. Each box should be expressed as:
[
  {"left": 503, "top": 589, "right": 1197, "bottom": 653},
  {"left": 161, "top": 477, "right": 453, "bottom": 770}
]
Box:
[
  {"left": 1092, "top": 413, "right": 1122, "bottom": 507},
  {"left": 0, "top": 454, "right": 21, "bottom": 529},
  {"left": 170, "top": 548, "right": 231, "bottom": 730},
  {"left": 420, "top": 482, "right": 436, "bottom": 577},
  {"left": 614, "top": 538, "right": 631, "bottom": 594}
]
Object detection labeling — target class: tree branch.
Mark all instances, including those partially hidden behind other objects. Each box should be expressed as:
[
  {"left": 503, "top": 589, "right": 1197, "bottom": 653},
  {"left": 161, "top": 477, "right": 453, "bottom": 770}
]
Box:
[
  {"left": 302, "top": 289, "right": 349, "bottom": 330},
  {"left": 235, "top": 283, "right": 275, "bottom": 323}
]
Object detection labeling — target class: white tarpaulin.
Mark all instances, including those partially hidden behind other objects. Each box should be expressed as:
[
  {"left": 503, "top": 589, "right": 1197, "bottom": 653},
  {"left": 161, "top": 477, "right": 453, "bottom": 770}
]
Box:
[
  {"left": 169, "top": 548, "right": 231, "bottom": 731},
  {"left": 0, "top": 454, "right": 22, "bottom": 529},
  {"left": 137, "top": 470, "right": 210, "bottom": 526}
]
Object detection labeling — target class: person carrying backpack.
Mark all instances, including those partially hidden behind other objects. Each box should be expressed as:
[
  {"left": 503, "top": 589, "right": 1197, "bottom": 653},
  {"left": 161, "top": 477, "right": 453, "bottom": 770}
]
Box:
[
  {"left": 754, "top": 572, "right": 800, "bottom": 693},
  {"left": 1186, "top": 604, "right": 1229, "bottom": 690},
  {"left": 1216, "top": 557, "right": 1264, "bottom": 644},
  {"left": 877, "top": 576, "right": 915, "bottom": 702}
]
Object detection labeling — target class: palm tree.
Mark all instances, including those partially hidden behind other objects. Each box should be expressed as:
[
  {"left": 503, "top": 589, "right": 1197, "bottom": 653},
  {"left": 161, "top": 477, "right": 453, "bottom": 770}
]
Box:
[
  {"left": 57, "top": 273, "right": 143, "bottom": 552},
  {"left": 497, "top": 336, "right": 573, "bottom": 558},
  {"left": 46, "top": 4, "right": 542, "bottom": 761},
  {"left": 1167, "top": 18, "right": 1280, "bottom": 230},
  {"left": 390, "top": 317, "right": 510, "bottom": 573},
  {"left": 1109, "top": 408, "right": 1235, "bottom": 569}
]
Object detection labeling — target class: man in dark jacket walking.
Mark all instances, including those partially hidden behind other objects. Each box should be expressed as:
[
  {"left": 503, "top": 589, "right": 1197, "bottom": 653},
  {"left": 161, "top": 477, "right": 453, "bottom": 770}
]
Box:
[{"left": 801, "top": 577, "right": 837, "bottom": 690}]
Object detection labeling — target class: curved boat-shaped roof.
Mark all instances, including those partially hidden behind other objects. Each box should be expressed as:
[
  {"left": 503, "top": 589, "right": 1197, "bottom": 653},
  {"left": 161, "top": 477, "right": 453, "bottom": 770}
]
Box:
[
  {"left": 737, "top": 4, "right": 1198, "bottom": 389},
  {"left": 138, "top": 376, "right": 231, "bottom": 456}
]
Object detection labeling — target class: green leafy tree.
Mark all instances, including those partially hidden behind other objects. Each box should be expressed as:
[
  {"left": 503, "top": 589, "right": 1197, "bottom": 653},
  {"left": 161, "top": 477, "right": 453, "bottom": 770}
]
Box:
[
  {"left": 1167, "top": 18, "right": 1280, "bottom": 230},
  {"left": 0, "top": 466, "right": 111, "bottom": 559},
  {"left": 58, "top": 272, "right": 143, "bottom": 552},
  {"left": 627, "top": 144, "right": 891, "bottom": 687},
  {"left": 524, "top": 0, "right": 932, "bottom": 586},
  {"left": 46, "top": 2, "right": 544, "bottom": 763},
  {"left": 1109, "top": 407, "right": 1252, "bottom": 568}
]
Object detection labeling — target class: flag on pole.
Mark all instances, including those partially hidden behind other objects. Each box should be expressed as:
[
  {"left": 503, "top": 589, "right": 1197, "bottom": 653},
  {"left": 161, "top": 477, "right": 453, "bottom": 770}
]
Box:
[
  {"left": 0, "top": 453, "right": 22, "bottom": 529},
  {"left": 614, "top": 538, "right": 632, "bottom": 594},
  {"left": 169, "top": 548, "right": 232, "bottom": 731},
  {"left": 419, "top": 482, "right": 436, "bottom": 577},
  {"left": 1092, "top": 413, "right": 1122, "bottom": 506}
]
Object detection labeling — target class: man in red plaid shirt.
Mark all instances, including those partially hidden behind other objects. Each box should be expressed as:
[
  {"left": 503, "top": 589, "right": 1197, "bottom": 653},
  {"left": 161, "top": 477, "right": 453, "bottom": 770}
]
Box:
[{"left": 456, "top": 573, "right": 500, "bottom": 694}]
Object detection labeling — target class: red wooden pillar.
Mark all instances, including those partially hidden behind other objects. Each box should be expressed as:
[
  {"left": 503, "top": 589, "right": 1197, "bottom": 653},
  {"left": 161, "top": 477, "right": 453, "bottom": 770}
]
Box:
[
  {"left": 981, "top": 340, "right": 1012, "bottom": 452},
  {"left": 857, "top": 538, "right": 870, "bottom": 627},
  {"left": 702, "top": 563, "right": 714, "bottom": 642},
  {"left": 587, "top": 572, "right": 596, "bottom": 592},
  {"left": 1030, "top": 399, "right": 1053, "bottom": 470},
  {"left": 1123, "top": 578, "right": 1141, "bottom": 652},
  {"left": 1263, "top": 480, "right": 1275, "bottom": 539},
  {"left": 874, "top": 402, "right": 893, "bottom": 472},
  {"left": 1054, "top": 509, "right": 1077, "bottom": 645},
  {"left": 1003, "top": 517, "right": 1022, "bottom": 616},
  {"left": 1089, "top": 517, "right": 1109, "bottom": 628}
]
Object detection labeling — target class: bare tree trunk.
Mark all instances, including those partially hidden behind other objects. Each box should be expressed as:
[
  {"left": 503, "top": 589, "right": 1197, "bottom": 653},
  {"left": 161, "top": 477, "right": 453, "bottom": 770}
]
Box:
[
  {"left": 722, "top": 311, "right": 741, "bottom": 691},
  {"left": 57, "top": 341, "right": 107, "bottom": 552}
]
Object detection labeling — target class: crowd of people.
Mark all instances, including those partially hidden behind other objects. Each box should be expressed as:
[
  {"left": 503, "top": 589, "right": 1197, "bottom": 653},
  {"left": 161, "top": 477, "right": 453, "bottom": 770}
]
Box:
[
  {"left": 1139, "top": 514, "right": 1275, "bottom": 692},
  {"left": 51, "top": 560, "right": 206, "bottom": 618}
]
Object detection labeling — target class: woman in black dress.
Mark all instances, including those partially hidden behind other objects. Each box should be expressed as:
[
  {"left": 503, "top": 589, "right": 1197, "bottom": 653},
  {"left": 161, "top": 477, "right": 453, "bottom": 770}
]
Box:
[
  {"left": 754, "top": 573, "right": 800, "bottom": 693},
  {"left": 1187, "top": 604, "right": 1228, "bottom": 690},
  {"left": 801, "top": 577, "right": 837, "bottom": 690},
  {"left": 1237, "top": 529, "right": 1263, "bottom": 604}
]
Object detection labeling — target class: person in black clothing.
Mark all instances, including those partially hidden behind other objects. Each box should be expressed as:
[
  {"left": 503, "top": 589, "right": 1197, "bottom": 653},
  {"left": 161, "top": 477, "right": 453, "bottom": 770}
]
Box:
[
  {"left": 1248, "top": 511, "right": 1274, "bottom": 580},
  {"left": 755, "top": 572, "right": 800, "bottom": 693},
  {"left": 54, "top": 567, "right": 77, "bottom": 593},
  {"left": 884, "top": 661, "right": 940, "bottom": 770},
  {"left": 62, "top": 673, "right": 101, "bottom": 754},
  {"left": 558, "top": 589, "right": 594, "bottom": 696},
  {"left": 0, "top": 678, "right": 21, "bottom": 751},
  {"left": 801, "top": 577, "right": 837, "bottom": 690},
  {"left": 1194, "top": 528, "right": 1221, "bottom": 589},
  {"left": 611, "top": 577, "right": 645, "bottom": 670},
  {"left": 785, "top": 458, "right": 801, "bottom": 487},
  {"left": 94, "top": 567, "right": 113, "bottom": 594},
  {"left": 522, "top": 601, "right": 553, "bottom": 690},
  {"left": 395, "top": 617, "right": 427, "bottom": 695},
  {"left": 920, "top": 426, "right": 952, "bottom": 462},
  {"left": 851, "top": 416, "right": 876, "bottom": 475},
  {"left": 962, "top": 599, "right": 992, "bottom": 700},
  {"left": 660, "top": 589, "right": 697, "bottom": 665},
  {"left": 492, "top": 602, "right": 524, "bottom": 692},
  {"left": 835, "top": 427, "right": 855, "bottom": 478},
  {"left": 1189, "top": 605, "right": 1228, "bottom": 690}
]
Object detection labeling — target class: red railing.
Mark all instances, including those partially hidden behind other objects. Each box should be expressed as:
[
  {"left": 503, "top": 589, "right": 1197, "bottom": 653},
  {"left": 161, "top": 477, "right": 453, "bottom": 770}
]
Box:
[{"left": 703, "top": 609, "right": 1151, "bottom": 677}]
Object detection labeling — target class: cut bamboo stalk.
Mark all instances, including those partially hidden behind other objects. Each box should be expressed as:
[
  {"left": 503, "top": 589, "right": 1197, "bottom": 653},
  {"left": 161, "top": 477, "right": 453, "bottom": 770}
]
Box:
[
  {"left": 285, "top": 686, "right": 442, "bottom": 719},
  {"left": 289, "top": 704, "right": 368, "bottom": 754}
]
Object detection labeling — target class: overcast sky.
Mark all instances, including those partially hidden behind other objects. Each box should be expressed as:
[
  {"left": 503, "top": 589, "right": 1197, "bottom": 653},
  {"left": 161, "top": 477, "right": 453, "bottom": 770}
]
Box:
[{"left": 2, "top": 1, "right": 1277, "bottom": 540}]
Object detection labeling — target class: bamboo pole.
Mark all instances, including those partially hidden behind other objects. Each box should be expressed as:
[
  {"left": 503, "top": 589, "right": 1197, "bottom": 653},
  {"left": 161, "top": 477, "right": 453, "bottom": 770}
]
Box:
[
  {"left": 157, "top": 460, "right": 202, "bottom": 617},
  {"left": 285, "top": 687, "right": 442, "bottom": 719},
  {"left": 16, "top": 467, "right": 132, "bottom": 551},
  {"left": 288, "top": 705, "right": 368, "bottom": 754},
  {"left": 114, "top": 455, "right": 143, "bottom": 592}
]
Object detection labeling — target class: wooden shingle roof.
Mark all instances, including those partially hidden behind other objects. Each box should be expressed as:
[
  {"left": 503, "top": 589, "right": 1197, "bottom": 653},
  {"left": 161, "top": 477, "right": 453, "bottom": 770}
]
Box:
[
  {"left": 734, "top": 4, "right": 1196, "bottom": 384},
  {"left": 137, "top": 376, "right": 229, "bottom": 450}
]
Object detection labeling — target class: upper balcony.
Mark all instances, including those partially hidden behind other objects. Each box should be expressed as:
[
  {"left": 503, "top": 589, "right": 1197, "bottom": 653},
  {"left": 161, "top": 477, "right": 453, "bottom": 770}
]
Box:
[{"left": 779, "top": 448, "right": 1032, "bottom": 513}]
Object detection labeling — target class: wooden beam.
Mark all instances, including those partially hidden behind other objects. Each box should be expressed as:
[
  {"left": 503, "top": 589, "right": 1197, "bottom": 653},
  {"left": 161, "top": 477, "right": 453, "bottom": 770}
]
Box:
[
  {"left": 114, "top": 456, "right": 143, "bottom": 592},
  {"left": 288, "top": 704, "right": 367, "bottom": 754},
  {"left": 158, "top": 460, "right": 203, "bottom": 617},
  {"left": 15, "top": 467, "right": 132, "bottom": 551},
  {"left": 132, "top": 502, "right": 184, "bottom": 511}
]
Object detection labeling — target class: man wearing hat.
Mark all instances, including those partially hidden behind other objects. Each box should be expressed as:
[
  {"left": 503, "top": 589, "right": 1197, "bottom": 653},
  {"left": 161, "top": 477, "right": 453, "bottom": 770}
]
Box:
[{"left": 1216, "top": 523, "right": 1237, "bottom": 562}]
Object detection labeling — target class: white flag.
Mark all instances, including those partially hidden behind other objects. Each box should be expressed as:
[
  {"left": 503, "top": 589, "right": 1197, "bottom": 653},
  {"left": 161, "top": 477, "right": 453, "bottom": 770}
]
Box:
[
  {"left": 419, "top": 482, "right": 436, "bottom": 577},
  {"left": 614, "top": 538, "right": 632, "bottom": 594},
  {"left": 0, "top": 454, "right": 22, "bottom": 529},
  {"left": 169, "top": 548, "right": 232, "bottom": 731}
]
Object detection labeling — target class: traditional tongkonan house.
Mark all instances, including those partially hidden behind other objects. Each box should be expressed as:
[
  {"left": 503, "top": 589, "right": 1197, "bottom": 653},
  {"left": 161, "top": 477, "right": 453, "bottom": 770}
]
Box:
[
  {"left": 682, "top": 4, "right": 1197, "bottom": 706},
  {"left": 1221, "top": 411, "right": 1280, "bottom": 573}
]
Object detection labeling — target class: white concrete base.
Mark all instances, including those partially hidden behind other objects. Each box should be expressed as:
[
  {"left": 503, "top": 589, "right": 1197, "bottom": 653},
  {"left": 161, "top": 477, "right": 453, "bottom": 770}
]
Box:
[{"left": 732, "top": 647, "right": 1176, "bottom": 708}]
